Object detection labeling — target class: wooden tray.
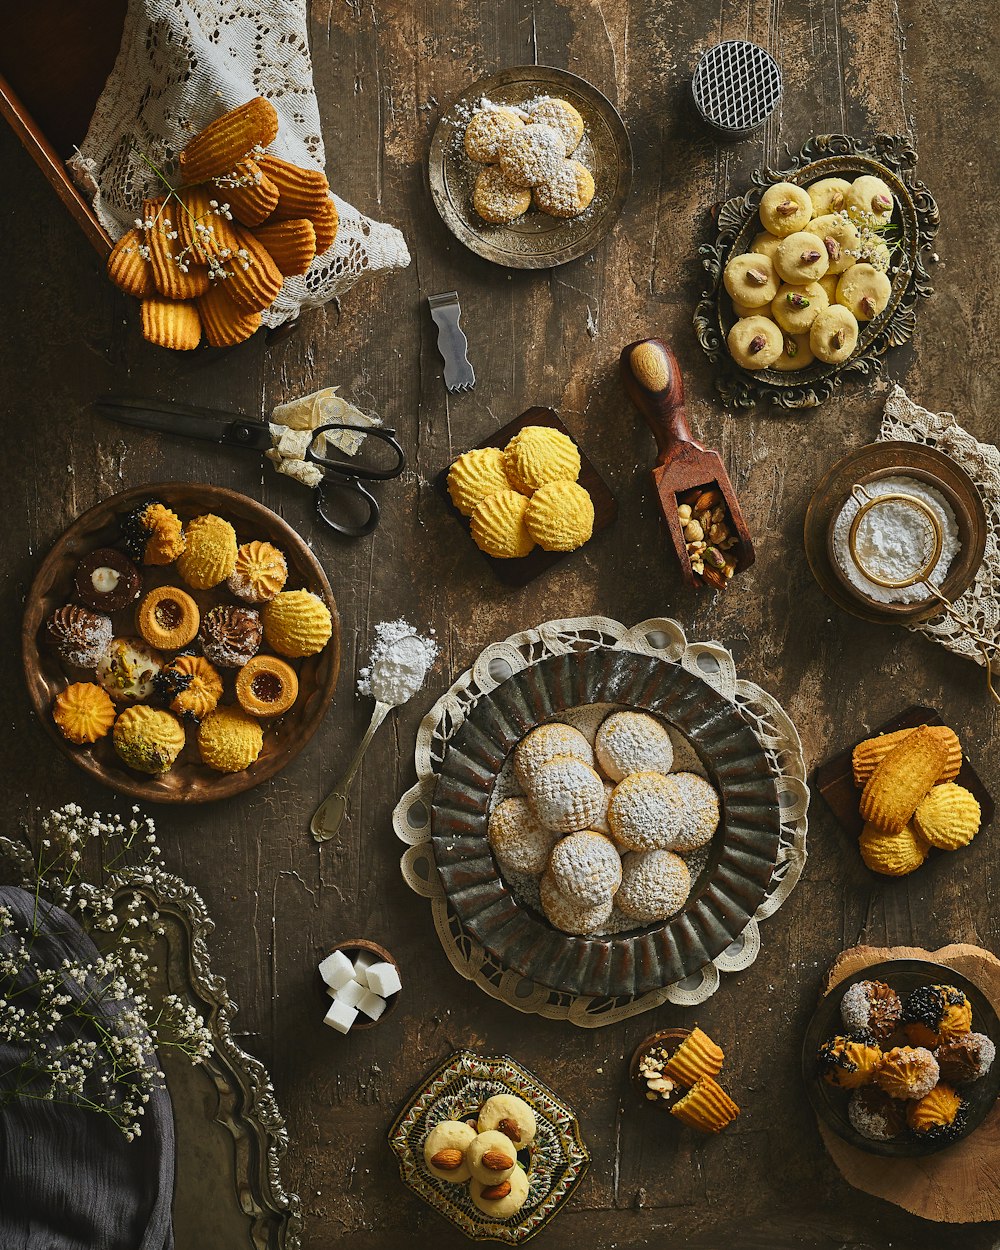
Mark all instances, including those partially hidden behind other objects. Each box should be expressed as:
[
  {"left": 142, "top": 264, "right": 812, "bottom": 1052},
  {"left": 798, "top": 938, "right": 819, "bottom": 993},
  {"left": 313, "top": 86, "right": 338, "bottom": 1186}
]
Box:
[
  {"left": 814, "top": 944, "right": 1000, "bottom": 1222},
  {"left": 814, "top": 704, "right": 994, "bottom": 840},
  {"left": 22, "top": 482, "right": 340, "bottom": 804},
  {"left": 435, "top": 407, "right": 618, "bottom": 587}
]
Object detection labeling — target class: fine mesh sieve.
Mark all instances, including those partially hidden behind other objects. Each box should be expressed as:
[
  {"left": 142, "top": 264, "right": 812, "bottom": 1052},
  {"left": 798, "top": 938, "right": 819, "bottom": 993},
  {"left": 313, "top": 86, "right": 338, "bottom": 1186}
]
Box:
[{"left": 692, "top": 41, "right": 783, "bottom": 139}]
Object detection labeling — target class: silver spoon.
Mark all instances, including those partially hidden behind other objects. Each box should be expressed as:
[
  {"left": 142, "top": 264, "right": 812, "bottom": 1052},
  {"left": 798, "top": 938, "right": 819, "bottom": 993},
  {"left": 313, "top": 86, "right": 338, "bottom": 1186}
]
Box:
[{"left": 310, "top": 633, "right": 423, "bottom": 843}]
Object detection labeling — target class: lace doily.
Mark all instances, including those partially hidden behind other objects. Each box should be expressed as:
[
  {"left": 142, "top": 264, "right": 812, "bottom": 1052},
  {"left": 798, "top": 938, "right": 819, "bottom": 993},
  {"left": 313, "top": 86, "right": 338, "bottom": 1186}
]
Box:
[
  {"left": 68, "top": 0, "right": 410, "bottom": 327},
  {"left": 882, "top": 386, "right": 1000, "bottom": 670},
  {"left": 392, "top": 617, "right": 809, "bottom": 1027}
]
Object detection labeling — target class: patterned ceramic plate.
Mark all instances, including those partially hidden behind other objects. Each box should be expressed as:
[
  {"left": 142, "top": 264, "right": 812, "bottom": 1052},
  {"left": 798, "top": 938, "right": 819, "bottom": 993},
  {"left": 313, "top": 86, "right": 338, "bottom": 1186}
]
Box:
[
  {"left": 388, "top": 1050, "right": 588, "bottom": 1243},
  {"left": 431, "top": 649, "right": 782, "bottom": 999}
]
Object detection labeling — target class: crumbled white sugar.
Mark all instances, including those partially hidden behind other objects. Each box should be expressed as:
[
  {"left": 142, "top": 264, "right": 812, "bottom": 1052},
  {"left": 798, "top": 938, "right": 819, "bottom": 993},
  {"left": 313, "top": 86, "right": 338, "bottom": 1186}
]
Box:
[
  {"left": 318, "top": 949, "right": 354, "bottom": 990},
  {"left": 357, "top": 618, "right": 439, "bottom": 703},
  {"left": 324, "top": 999, "right": 358, "bottom": 1034},
  {"left": 366, "top": 962, "right": 402, "bottom": 997}
]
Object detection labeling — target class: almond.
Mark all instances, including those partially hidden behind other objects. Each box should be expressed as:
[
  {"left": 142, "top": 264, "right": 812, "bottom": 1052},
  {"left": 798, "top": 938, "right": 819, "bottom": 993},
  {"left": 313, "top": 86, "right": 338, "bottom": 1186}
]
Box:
[
  {"left": 497, "top": 1116, "right": 522, "bottom": 1143},
  {"left": 481, "top": 1148, "right": 515, "bottom": 1172},
  {"left": 430, "top": 1147, "right": 464, "bottom": 1171},
  {"left": 692, "top": 488, "right": 721, "bottom": 511},
  {"left": 480, "top": 1181, "right": 512, "bottom": 1200}
]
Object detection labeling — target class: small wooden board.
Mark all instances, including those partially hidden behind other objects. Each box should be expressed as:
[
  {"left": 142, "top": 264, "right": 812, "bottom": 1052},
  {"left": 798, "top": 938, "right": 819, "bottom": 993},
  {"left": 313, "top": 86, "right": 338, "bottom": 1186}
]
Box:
[
  {"left": 817, "top": 943, "right": 1000, "bottom": 1223},
  {"left": 435, "top": 406, "right": 618, "bottom": 587},
  {"left": 814, "top": 704, "right": 995, "bottom": 840}
]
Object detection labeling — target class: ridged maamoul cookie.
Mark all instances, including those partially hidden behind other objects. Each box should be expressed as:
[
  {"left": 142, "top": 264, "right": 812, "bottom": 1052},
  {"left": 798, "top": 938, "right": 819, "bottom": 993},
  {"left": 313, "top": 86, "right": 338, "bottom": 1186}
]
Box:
[
  {"left": 498, "top": 123, "right": 566, "bottom": 187},
  {"left": 262, "top": 590, "right": 333, "bottom": 658},
  {"left": 423, "top": 1120, "right": 477, "bottom": 1183},
  {"left": 53, "top": 683, "right": 115, "bottom": 745},
  {"left": 469, "top": 489, "right": 534, "bottom": 559},
  {"left": 913, "top": 783, "right": 981, "bottom": 850},
  {"left": 523, "top": 480, "right": 594, "bottom": 551},
  {"left": 533, "top": 160, "right": 594, "bottom": 218},
  {"left": 226, "top": 541, "right": 288, "bottom": 603},
  {"left": 859, "top": 725, "right": 949, "bottom": 835},
  {"left": 615, "top": 849, "right": 690, "bottom": 923},
  {"left": 447, "top": 446, "right": 512, "bottom": 516},
  {"left": 473, "top": 166, "right": 532, "bottom": 224},
  {"left": 526, "top": 97, "right": 584, "bottom": 153},
  {"left": 197, "top": 705, "right": 264, "bottom": 772},
  {"left": 670, "top": 1076, "right": 740, "bottom": 1132},
  {"left": 503, "top": 425, "right": 581, "bottom": 494},
  {"left": 859, "top": 820, "right": 930, "bottom": 876},
  {"left": 608, "top": 771, "right": 687, "bottom": 852},
  {"left": 664, "top": 1026, "right": 725, "bottom": 1086},
  {"left": 669, "top": 772, "right": 721, "bottom": 851},
  {"left": 548, "top": 831, "right": 622, "bottom": 904},
  {"left": 906, "top": 1083, "right": 964, "bottom": 1137},
  {"left": 514, "top": 722, "right": 595, "bottom": 789},
  {"left": 175, "top": 513, "right": 237, "bottom": 589},
  {"left": 527, "top": 754, "right": 606, "bottom": 833},
  {"left": 113, "top": 705, "right": 185, "bottom": 774},
  {"left": 847, "top": 1086, "right": 906, "bottom": 1140},
  {"left": 487, "top": 797, "right": 560, "bottom": 874},
  {"left": 595, "top": 711, "right": 674, "bottom": 782},
  {"left": 539, "top": 869, "right": 613, "bottom": 935},
  {"left": 464, "top": 106, "right": 525, "bottom": 163}
]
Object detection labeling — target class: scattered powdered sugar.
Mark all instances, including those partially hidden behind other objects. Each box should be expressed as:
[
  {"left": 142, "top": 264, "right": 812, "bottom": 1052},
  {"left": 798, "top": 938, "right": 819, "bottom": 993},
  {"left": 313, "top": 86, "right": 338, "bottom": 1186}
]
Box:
[
  {"left": 498, "top": 123, "right": 566, "bottom": 187},
  {"left": 357, "top": 619, "right": 438, "bottom": 704},
  {"left": 832, "top": 475, "right": 961, "bottom": 605}
]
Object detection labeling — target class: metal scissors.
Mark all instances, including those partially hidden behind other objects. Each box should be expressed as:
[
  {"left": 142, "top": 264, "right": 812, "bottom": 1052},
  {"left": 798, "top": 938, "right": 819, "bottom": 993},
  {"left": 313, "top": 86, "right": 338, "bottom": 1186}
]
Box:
[{"left": 96, "top": 396, "right": 406, "bottom": 537}]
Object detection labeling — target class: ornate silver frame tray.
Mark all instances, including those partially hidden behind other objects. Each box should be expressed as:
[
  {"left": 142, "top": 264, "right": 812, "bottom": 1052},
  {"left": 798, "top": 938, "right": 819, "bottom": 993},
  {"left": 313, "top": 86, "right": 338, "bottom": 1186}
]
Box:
[
  {"left": 694, "top": 133, "right": 940, "bottom": 409},
  {"left": 430, "top": 649, "right": 781, "bottom": 1000}
]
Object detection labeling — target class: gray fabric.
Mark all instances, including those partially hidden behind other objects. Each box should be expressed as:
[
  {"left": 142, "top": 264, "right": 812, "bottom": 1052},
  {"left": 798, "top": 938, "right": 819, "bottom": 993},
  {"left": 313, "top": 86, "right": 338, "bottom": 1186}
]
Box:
[{"left": 0, "top": 886, "right": 175, "bottom": 1250}]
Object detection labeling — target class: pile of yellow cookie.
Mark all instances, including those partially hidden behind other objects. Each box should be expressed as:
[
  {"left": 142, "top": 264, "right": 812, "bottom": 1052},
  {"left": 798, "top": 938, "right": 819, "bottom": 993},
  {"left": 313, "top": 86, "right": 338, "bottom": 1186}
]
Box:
[
  {"left": 852, "top": 724, "right": 982, "bottom": 876},
  {"left": 422, "top": 1093, "right": 535, "bottom": 1221},
  {"left": 447, "top": 426, "right": 594, "bottom": 559},
  {"left": 723, "top": 174, "right": 896, "bottom": 371},
  {"left": 463, "top": 97, "right": 595, "bottom": 224},
  {"left": 106, "top": 97, "right": 338, "bottom": 350}
]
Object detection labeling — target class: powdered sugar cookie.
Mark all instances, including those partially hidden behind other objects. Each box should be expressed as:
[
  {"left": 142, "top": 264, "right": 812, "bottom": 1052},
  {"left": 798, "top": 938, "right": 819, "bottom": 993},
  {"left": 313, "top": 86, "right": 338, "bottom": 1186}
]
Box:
[
  {"left": 464, "top": 105, "right": 525, "bottom": 163},
  {"left": 533, "top": 160, "right": 595, "bottom": 218},
  {"left": 527, "top": 754, "right": 606, "bottom": 833},
  {"left": 539, "top": 870, "right": 613, "bottom": 935},
  {"left": 608, "top": 771, "right": 687, "bottom": 852},
  {"left": 472, "top": 166, "right": 531, "bottom": 224},
  {"left": 548, "top": 831, "right": 622, "bottom": 905},
  {"left": 514, "top": 722, "right": 595, "bottom": 790},
  {"left": 615, "top": 850, "right": 691, "bottom": 923},
  {"left": 595, "top": 711, "right": 674, "bottom": 782},
  {"left": 498, "top": 123, "right": 566, "bottom": 187},
  {"left": 488, "top": 797, "right": 560, "bottom": 874},
  {"left": 526, "top": 97, "right": 584, "bottom": 154},
  {"left": 670, "top": 772, "right": 720, "bottom": 851}
]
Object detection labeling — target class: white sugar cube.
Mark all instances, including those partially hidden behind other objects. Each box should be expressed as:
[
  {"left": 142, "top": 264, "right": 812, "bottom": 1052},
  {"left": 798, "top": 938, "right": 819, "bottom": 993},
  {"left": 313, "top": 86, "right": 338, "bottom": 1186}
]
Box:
[
  {"left": 318, "top": 949, "right": 354, "bottom": 991},
  {"left": 366, "top": 961, "right": 402, "bottom": 998},
  {"left": 352, "top": 951, "right": 376, "bottom": 984},
  {"left": 323, "top": 999, "right": 358, "bottom": 1034},
  {"left": 335, "top": 978, "right": 367, "bottom": 1009},
  {"left": 357, "top": 988, "right": 387, "bottom": 1021}
]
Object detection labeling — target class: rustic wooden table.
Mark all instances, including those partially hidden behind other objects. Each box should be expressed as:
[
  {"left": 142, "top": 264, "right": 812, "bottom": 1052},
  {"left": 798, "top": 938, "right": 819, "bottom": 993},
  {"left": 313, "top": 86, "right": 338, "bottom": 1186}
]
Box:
[{"left": 2, "top": 1, "right": 998, "bottom": 1247}]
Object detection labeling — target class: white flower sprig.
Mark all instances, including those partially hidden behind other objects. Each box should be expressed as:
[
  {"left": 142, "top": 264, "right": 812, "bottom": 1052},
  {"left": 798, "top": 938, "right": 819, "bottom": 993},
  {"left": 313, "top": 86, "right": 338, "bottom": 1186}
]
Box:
[{"left": 0, "top": 805, "right": 213, "bottom": 1139}]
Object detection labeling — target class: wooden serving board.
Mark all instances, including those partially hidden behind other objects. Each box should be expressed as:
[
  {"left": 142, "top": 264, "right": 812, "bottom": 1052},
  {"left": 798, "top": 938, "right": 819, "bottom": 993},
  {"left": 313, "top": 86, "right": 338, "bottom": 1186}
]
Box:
[
  {"left": 435, "top": 406, "right": 618, "bottom": 587},
  {"left": 818, "top": 943, "right": 1000, "bottom": 1223}
]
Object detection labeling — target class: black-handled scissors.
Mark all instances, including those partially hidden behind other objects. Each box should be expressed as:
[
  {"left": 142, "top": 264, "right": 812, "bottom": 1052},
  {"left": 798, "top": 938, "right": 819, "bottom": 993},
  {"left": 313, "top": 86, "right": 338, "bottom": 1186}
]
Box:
[{"left": 96, "top": 396, "right": 406, "bottom": 537}]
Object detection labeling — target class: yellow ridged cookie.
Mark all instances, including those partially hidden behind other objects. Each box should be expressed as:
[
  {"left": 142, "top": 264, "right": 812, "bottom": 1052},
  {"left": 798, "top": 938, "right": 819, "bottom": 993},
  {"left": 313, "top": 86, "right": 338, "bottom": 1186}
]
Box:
[
  {"left": 859, "top": 820, "right": 931, "bottom": 876},
  {"left": 179, "top": 97, "right": 280, "bottom": 184},
  {"left": 212, "top": 160, "right": 280, "bottom": 226},
  {"left": 107, "top": 228, "right": 155, "bottom": 298},
  {"left": 907, "top": 1082, "right": 962, "bottom": 1134},
  {"left": 663, "top": 1027, "right": 725, "bottom": 1087},
  {"left": 852, "top": 725, "right": 962, "bottom": 788},
  {"left": 859, "top": 725, "right": 951, "bottom": 835},
  {"left": 447, "top": 447, "right": 513, "bottom": 517},
  {"left": 224, "top": 225, "right": 284, "bottom": 313},
  {"left": 143, "top": 198, "right": 210, "bottom": 300},
  {"left": 251, "top": 218, "right": 317, "bottom": 277},
  {"left": 913, "top": 783, "right": 981, "bottom": 850},
  {"left": 262, "top": 590, "right": 333, "bottom": 658},
  {"left": 524, "top": 480, "right": 594, "bottom": 551},
  {"left": 469, "top": 490, "right": 534, "bottom": 559},
  {"left": 176, "top": 184, "right": 242, "bottom": 262},
  {"left": 197, "top": 705, "right": 264, "bottom": 772},
  {"left": 670, "top": 1076, "right": 740, "bottom": 1132},
  {"left": 53, "top": 683, "right": 116, "bottom": 745},
  {"left": 503, "top": 426, "right": 581, "bottom": 494},
  {"left": 197, "top": 279, "right": 262, "bottom": 348},
  {"left": 309, "top": 198, "right": 339, "bottom": 254},
  {"left": 141, "top": 297, "right": 202, "bottom": 350}
]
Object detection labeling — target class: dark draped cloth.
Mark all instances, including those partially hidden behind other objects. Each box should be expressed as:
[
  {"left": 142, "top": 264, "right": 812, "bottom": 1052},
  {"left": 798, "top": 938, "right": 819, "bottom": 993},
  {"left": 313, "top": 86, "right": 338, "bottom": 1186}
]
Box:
[{"left": 0, "top": 886, "right": 175, "bottom": 1250}]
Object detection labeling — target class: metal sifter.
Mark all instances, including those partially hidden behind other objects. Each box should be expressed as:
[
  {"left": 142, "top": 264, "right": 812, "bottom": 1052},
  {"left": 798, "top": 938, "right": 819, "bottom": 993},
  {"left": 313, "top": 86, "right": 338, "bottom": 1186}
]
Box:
[{"left": 691, "top": 41, "right": 783, "bottom": 140}]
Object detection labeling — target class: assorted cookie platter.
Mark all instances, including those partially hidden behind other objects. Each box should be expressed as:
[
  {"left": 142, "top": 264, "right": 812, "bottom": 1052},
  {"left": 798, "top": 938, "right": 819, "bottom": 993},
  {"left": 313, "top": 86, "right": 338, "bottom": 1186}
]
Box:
[
  {"left": 428, "top": 65, "right": 632, "bottom": 268},
  {"left": 23, "top": 483, "right": 340, "bottom": 803}
]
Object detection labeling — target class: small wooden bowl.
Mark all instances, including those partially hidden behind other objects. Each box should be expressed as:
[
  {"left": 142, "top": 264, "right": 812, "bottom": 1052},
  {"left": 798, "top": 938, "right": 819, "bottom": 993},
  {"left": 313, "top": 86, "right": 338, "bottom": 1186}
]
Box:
[
  {"left": 326, "top": 938, "right": 401, "bottom": 1030},
  {"left": 22, "top": 482, "right": 340, "bottom": 803},
  {"left": 628, "top": 1028, "right": 690, "bottom": 1112}
]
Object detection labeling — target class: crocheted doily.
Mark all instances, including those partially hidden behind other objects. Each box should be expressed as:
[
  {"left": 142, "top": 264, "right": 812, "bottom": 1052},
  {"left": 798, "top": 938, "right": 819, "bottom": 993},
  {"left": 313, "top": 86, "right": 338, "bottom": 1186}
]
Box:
[
  {"left": 392, "top": 617, "right": 809, "bottom": 1027},
  {"left": 881, "top": 385, "right": 1000, "bottom": 671},
  {"left": 67, "top": 0, "right": 410, "bottom": 327}
]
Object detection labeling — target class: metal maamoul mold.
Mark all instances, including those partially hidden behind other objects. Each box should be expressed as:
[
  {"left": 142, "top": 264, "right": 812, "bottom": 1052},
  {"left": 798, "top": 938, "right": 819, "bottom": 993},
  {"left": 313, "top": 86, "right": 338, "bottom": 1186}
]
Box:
[
  {"left": 692, "top": 41, "right": 782, "bottom": 139},
  {"left": 693, "top": 133, "right": 940, "bottom": 409},
  {"left": 430, "top": 650, "right": 781, "bottom": 1000}
]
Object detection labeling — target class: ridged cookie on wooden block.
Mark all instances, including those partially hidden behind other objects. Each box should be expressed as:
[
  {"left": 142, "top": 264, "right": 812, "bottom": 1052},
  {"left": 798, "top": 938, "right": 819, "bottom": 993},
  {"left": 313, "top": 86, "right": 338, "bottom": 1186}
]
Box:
[
  {"left": 251, "top": 218, "right": 316, "bottom": 276},
  {"left": 212, "top": 161, "right": 280, "bottom": 227},
  {"left": 859, "top": 820, "right": 931, "bottom": 876},
  {"left": 913, "top": 783, "right": 982, "bottom": 850},
  {"left": 141, "top": 297, "right": 202, "bottom": 350},
  {"left": 852, "top": 725, "right": 962, "bottom": 788},
  {"left": 179, "top": 97, "right": 279, "bottom": 184},
  {"left": 107, "top": 228, "right": 155, "bottom": 298},
  {"left": 859, "top": 725, "right": 950, "bottom": 836}
]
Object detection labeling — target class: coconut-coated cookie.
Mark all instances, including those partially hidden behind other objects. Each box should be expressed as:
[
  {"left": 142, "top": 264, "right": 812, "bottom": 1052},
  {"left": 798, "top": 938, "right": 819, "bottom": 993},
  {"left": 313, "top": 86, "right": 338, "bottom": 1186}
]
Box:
[
  {"left": 464, "top": 106, "right": 525, "bottom": 163},
  {"left": 774, "top": 231, "right": 830, "bottom": 284},
  {"left": 810, "top": 305, "right": 859, "bottom": 364},
  {"left": 728, "top": 316, "right": 784, "bottom": 369},
  {"left": 807, "top": 176, "right": 852, "bottom": 217},
  {"left": 809, "top": 213, "right": 861, "bottom": 275},
  {"left": 836, "top": 263, "right": 892, "bottom": 321},
  {"left": 473, "top": 166, "right": 532, "bottom": 224},
  {"left": 722, "top": 253, "right": 779, "bottom": 308},
  {"left": 759, "top": 181, "right": 812, "bottom": 235},
  {"left": 771, "top": 281, "right": 829, "bottom": 334}
]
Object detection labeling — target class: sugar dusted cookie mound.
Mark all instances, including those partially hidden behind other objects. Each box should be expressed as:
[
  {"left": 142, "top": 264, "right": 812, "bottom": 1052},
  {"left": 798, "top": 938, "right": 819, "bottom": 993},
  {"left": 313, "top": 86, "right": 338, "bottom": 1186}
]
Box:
[
  {"left": 533, "top": 160, "right": 595, "bottom": 218},
  {"left": 447, "top": 447, "right": 512, "bottom": 517},
  {"left": 608, "top": 771, "right": 687, "bottom": 852},
  {"left": 113, "top": 705, "right": 185, "bottom": 774},
  {"left": 524, "top": 480, "right": 594, "bottom": 551},
  {"left": 817, "top": 1033, "right": 882, "bottom": 1089},
  {"left": 488, "top": 797, "right": 559, "bottom": 874},
  {"left": 262, "top": 589, "right": 332, "bottom": 657},
  {"left": 473, "top": 166, "right": 532, "bottom": 225},
  {"left": 528, "top": 754, "right": 606, "bottom": 833},
  {"left": 840, "top": 979, "right": 902, "bottom": 1041},
  {"left": 914, "top": 783, "right": 981, "bottom": 850},
  {"left": 424, "top": 1120, "right": 477, "bottom": 1183},
  {"left": 477, "top": 1093, "right": 536, "bottom": 1146},
  {"left": 847, "top": 1086, "right": 906, "bottom": 1141},
  {"left": 539, "top": 869, "right": 613, "bottom": 935},
  {"left": 503, "top": 425, "right": 581, "bottom": 494},
  {"left": 595, "top": 711, "right": 674, "bottom": 782},
  {"left": 227, "top": 540, "right": 288, "bottom": 603},
  {"left": 526, "top": 97, "right": 584, "bottom": 154},
  {"left": 464, "top": 105, "right": 525, "bottom": 163},
  {"left": 175, "top": 513, "right": 238, "bottom": 589},
  {"left": 874, "top": 1045, "right": 939, "bottom": 1100},
  {"left": 514, "top": 723, "right": 595, "bottom": 789},
  {"left": 548, "top": 831, "right": 622, "bottom": 905},
  {"left": 469, "top": 490, "right": 534, "bottom": 559},
  {"left": 498, "top": 122, "right": 566, "bottom": 188},
  {"left": 615, "top": 850, "right": 690, "bottom": 923},
  {"left": 197, "top": 705, "right": 264, "bottom": 772},
  {"left": 670, "top": 772, "right": 721, "bottom": 851},
  {"left": 469, "top": 1165, "right": 530, "bottom": 1219},
  {"left": 53, "top": 682, "right": 115, "bottom": 745}
]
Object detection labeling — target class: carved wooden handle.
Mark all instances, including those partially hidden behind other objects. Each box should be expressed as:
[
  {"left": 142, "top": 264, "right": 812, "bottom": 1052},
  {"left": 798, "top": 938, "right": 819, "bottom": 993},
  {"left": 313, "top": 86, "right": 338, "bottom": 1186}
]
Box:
[{"left": 619, "top": 339, "right": 695, "bottom": 459}]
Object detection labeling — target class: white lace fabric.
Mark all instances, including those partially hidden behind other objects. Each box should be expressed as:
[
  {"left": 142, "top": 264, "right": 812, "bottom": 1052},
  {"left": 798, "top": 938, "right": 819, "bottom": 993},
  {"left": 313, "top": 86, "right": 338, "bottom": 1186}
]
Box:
[
  {"left": 68, "top": 0, "right": 410, "bottom": 327},
  {"left": 881, "top": 386, "right": 1000, "bottom": 669},
  {"left": 391, "top": 617, "right": 809, "bottom": 1028}
]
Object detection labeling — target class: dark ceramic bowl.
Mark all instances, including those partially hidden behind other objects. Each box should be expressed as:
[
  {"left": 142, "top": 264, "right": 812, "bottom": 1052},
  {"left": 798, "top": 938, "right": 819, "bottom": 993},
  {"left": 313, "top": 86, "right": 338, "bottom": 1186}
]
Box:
[
  {"left": 431, "top": 649, "right": 782, "bottom": 1000},
  {"left": 802, "top": 959, "right": 1000, "bottom": 1157}
]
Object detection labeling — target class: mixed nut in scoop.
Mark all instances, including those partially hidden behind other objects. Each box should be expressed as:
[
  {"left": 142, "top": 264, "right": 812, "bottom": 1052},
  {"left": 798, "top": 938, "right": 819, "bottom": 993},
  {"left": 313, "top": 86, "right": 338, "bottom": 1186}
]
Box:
[{"left": 677, "top": 486, "right": 741, "bottom": 589}]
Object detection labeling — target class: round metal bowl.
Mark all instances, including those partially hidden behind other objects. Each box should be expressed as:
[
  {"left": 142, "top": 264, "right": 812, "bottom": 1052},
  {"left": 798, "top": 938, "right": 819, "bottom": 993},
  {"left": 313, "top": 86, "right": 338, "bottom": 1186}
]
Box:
[{"left": 430, "top": 650, "right": 781, "bottom": 1000}]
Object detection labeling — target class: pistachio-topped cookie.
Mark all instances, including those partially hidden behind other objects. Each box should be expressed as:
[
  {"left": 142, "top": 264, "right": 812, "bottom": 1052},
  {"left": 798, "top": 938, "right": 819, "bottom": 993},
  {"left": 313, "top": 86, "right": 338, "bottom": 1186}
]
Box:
[
  {"left": 759, "top": 181, "right": 812, "bottom": 235},
  {"left": 810, "top": 305, "right": 859, "bottom": 364},
  {"left": 727, "top": 315, "right": 783, "bottom": 369},
  {"left": 750, "top": 230, "right": 783, "bottom": 262},
  {"left": 809, "top": 212, "right": 861, "bottom": 274},
  {"left": 771, "top": 281, "right": 829, "bottom": 334},
  {"left": 774, "top": 231, "right": 829, "bottom": 284},
  {"left": 723, "top": 253, "right": 779, "bottom": 308},
  {"left": 847, "top": 174, "right": 894, "bottom": 223},
  {"left": 836, "top": 262, "right": 892, "bottom": 320},
  {"left": 807, "top": 176, "right": 852, "bottom": 217},
  {"left": 770, "top": 332, "right": 815, "bottom": 371}
]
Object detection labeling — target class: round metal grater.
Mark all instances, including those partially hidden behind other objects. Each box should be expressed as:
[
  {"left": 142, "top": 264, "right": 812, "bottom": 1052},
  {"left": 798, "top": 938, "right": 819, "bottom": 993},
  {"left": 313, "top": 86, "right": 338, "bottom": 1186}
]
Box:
[{"left": 692, "top": 41, "right": 782, "bottom": 139}]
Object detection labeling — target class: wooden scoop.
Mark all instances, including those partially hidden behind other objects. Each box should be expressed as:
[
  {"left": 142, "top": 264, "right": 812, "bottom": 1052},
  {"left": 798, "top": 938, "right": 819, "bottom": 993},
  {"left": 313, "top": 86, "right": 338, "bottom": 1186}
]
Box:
[{"left": 620, "top": 337, "right": 755, "bottom": 589}]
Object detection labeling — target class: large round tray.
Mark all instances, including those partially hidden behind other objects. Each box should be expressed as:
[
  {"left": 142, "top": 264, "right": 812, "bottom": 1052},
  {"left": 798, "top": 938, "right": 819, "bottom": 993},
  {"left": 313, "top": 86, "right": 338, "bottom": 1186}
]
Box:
[
  {"left": 430, "top": 648, "right": 781, "bottom": 1000},
  {"left": 428, "top": 65, "right": 632, "bottom": 269},
  {"left": 694, "top": 133, "right": 939, "bottom": 409},
  {"left": 22, "top": 482, "right": 340, "bottom": 804}
]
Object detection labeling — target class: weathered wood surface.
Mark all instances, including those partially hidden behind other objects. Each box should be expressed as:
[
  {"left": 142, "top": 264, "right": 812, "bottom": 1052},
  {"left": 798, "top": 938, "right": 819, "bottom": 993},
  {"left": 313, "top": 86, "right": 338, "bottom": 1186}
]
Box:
[{"left": 1, "top": 1, "right": 998, "bottom": 1247}]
